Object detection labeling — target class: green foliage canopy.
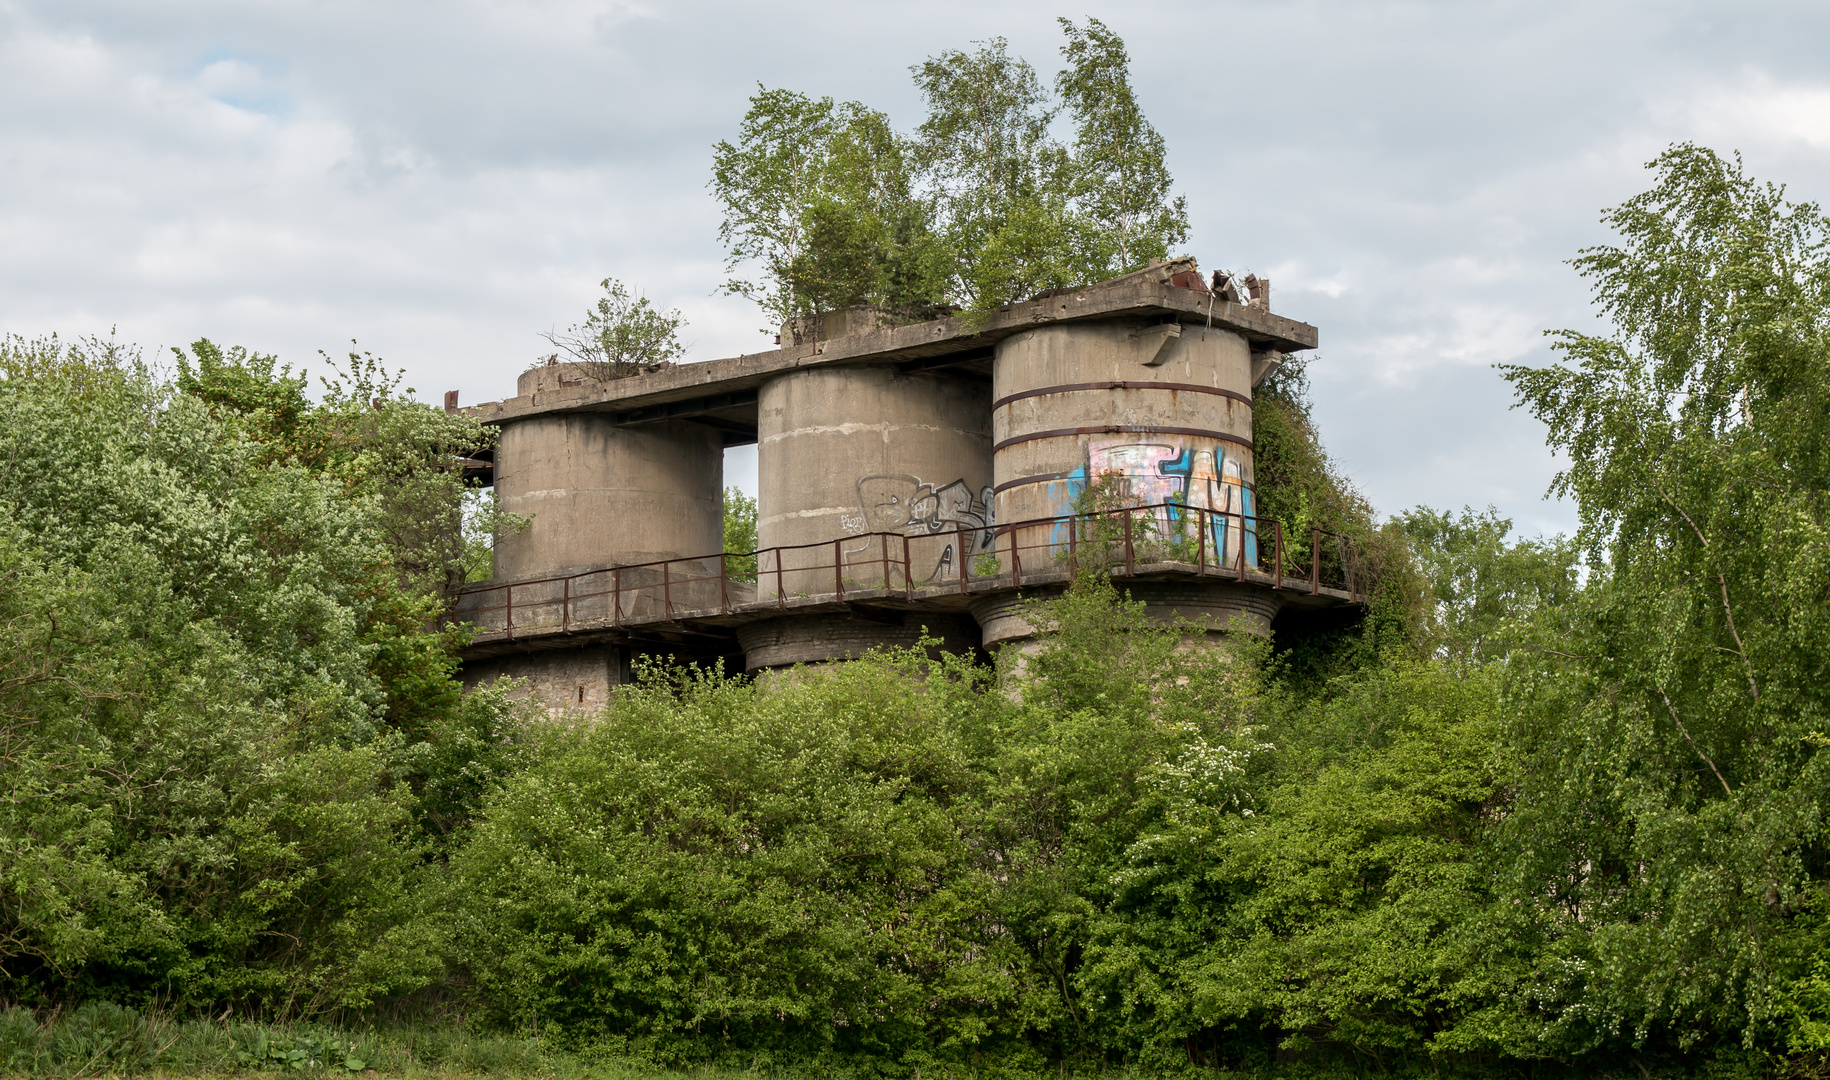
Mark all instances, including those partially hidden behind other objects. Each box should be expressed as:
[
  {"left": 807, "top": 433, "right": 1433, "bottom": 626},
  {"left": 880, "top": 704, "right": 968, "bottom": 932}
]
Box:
[
  {"left": 539, "top": 278, "right": 687, "bottom": 382},
  {"left": 12, "top": 140, "right": 1830, "bottom": 1080},
  {"left": 0, "top": 335, "right": 522, "bottom": 1016},
  {"left": 1498, "top": 143, "right": 1830, "bottom": 1054},
  {"left": 711, "top": 20, "right": 1189, "bottom": 329}
]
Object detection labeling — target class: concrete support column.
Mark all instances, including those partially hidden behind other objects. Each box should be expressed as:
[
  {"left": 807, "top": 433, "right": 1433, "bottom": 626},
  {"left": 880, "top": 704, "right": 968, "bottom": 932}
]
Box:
[
  {"left": 976, "top": 318, "right": 1281, "bottom": 658},
  {"left": 971, "top": 580, "right": 1282, "bottom": 649},
  {"left": 990, "top": 320, "right": 1259, "bottom": 573},
  {"left": 736, "top": 611, "right": 982, "bottom": 672},
  {"left": 492, "top": 412, "right": 723, "bottom": 581},
  {"left": 461, "top": 644, "right": 631, "bottom": 717},
  {"left": 750, "top": 363, "right": 992, "bottom": 668},
  {"left": 750, "top": 365, "right": 991, "bottom": 667},
  {"left": 475, "top": 365, "right": 725, "bottom": 714}
]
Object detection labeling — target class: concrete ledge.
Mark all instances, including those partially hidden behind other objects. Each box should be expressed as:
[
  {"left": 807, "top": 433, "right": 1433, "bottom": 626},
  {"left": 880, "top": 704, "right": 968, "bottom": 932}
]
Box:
[
  {"left": 453, "top": 560, "right": 1356, "bottom": 660},
  {"left": 736, "top": 611, "right": 982, "bottom": 670},
  {"left": 463, "top": 279, "right": 1318, "bottom": 427},
  {"left": 970, "top": 578, "right": 1286, "bottom": 647}
]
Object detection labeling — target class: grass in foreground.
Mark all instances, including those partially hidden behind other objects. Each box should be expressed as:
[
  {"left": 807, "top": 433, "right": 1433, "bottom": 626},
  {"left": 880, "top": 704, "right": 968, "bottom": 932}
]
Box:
[{"left": 0, "top": 1003, "right": 1263, "bottom": 1080}]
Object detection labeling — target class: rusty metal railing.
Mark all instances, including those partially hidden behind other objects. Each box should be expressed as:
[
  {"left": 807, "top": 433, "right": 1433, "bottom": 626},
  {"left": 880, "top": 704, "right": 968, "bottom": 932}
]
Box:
[{"left": 452, "top": 503, "right": 1362, "bottom": 639}]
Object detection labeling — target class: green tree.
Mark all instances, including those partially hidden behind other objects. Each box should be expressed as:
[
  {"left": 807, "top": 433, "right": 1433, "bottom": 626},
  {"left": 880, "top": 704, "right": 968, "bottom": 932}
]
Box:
[
  {"left": 540, "top": 278, "right": 686, "bottom": 381},
  {"left": 712, "top": 87, "right": 837, "bottom": 329},
  {"left": 722, "top": 486, "right": 757, "bottom": 583},
  {"left": 713, "top": 89, "right": 945, "bottom": 333},
  {"left": 912, "top": 36, "right": 1081, "bottom": 312},
  {"left": 977, "top": 573, "right": 1272, "bottom": 1065},
  {"left": 1170, "top": 664, "right": 1507, "bottom": 1068},
  {"left": 784, "top": 108, "right": 952, "bottom": 321},
  {"left": 177, "top": 339, "right": 498, "bottom": 738},
  {"left": 1497, "top": 143, "right": 1830, "bottom": 1055},
  {"left": 444, "top": 651, "right": 1021, "bottom": 1063},
  {"left": 0, "top": 335, "right": 454, "bottom": 1014},
  {"left": 1393, "top": 505, "right": 1580, "bottom": 666},
  {"left": 0, "top": 333, "right": 537, "bottom": 1015},
  {"left": 1250, "top": 353, "right": 1373, "bottom": 559},
  {"left": 1250, "top": 353, "right": 1428, "bottom": 686},
  {"left": 1056, "top": 17, "right": 1189, "bottom": 277},
  {"left": 714, "top": 25, "right": 1192, "bottom": 325}
]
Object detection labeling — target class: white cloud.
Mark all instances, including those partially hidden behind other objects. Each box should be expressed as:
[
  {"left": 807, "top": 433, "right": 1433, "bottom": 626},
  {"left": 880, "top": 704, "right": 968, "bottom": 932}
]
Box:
[
  {"left": 1, "top": 0, "right": 1827, "bottom": 529},
  {"left": 1674, "top": 71, "right": 1830, "bottom": 150}
]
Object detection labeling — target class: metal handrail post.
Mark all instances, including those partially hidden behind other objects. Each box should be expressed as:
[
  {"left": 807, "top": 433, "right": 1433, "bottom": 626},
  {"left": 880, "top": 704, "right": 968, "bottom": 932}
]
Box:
[
  {"left": 834, "top": 539, "right": 844, "bottom": 601},
  {"left": 902, "top": 535, "right": 912, "bottom": 599},
  {"left": 612, "top": 568, "right": 621, "bottom": 627},
  {"left": 776, "top": 549, "right": 786, "bottom": 610},
  {"left": 1197, "top": 507, "right": 1206, "bottom": 575},
  {"left": 720, "top": 553, "right": 730, "bottom": 615},
  {"left": 1236, "top": 513, "right": 1246, "bottom": 581},
  {"left": 957, "top": 528, "right": 969, "bottom": 594},
  {"left": 562, "top": 577, "right": 570, "bottom": 633},
  {"left": 879, "top": 533, "right": 890, "bottom": 592},
  {"left": 1124, "top": 512, "right": 1134, "bottom": 576},
  {"left": 1273, "top": 521, "right": 1283, "bottom": 588},
  {"left": 663, "top": 560, "right": 672, "bottom": 620},
  {"left": 505, "top": 584, "right": 514, "bottom": 640}
]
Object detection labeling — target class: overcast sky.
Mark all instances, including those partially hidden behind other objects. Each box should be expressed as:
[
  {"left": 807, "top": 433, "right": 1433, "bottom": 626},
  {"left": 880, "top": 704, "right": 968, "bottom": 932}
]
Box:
[{"left": 4, "top": 0, "right": 1828, "bottom": 536}]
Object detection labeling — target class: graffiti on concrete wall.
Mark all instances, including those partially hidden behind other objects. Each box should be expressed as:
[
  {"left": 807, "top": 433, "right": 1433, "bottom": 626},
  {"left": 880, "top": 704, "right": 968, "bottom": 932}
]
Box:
[
  {"left": 1043, "top": 437, "right": 1258, "bottom": 565},
  {"left": 845, "top": 475, "right": 996, "bottom": 582}
]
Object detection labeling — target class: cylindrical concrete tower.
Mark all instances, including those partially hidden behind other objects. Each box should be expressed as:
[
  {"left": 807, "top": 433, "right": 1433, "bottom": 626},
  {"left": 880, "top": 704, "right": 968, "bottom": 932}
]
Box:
[
  {"left": 746, "top": 365, "right": 991, "bottom": 668},
  {"left": 470, "top": 364, "right": 725, "bottom": 709},
  {"left": 492, "top": 414, "right": 723, "bottom": 579},
  {"left": 757, "top": 366, "right": 994, "bottom": 593},
  {"left": 982, "top": 318, "right": 1273, "bottom": 647},
  {"left": 493, "top": 365, "right": 724, "bottom": 621}
]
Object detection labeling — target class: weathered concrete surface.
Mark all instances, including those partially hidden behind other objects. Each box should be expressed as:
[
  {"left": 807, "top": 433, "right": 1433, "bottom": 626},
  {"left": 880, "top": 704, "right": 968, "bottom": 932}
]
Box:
[
  {"left": 757, "top": 366, "right": 993, "bottom": 602},
  {"left": 455, "top": 557, "right": 1352, "bottom": 656},
  {"left": 456, "top": 261, "right": 1339, "bottom": 711},
  {"left": 750, "top": 364, "right": 992, "bottom": 666},
  {"left": 462, "top": 272, "right": 1316, "bottom": 429},
  {"left": 453, "top": 557, "right": 1357, "bottom": 711},
  {"left": 735, "top": 610, "right": 982, "bottom": 670},
  {"left": 492, "top": 412, "right": 723, "bottom": 582},
  {"left": 519, "top": 362, "right": 601, "bottom": 397},
  {"left": 970, "top": 578, "right": 1283, "bottom": 649},
  {"left": 461, "top": 644, "right": 631, "bottom": 716},
  {"left": 992, "top": 320, "right": 1256, "bottom": 525}
]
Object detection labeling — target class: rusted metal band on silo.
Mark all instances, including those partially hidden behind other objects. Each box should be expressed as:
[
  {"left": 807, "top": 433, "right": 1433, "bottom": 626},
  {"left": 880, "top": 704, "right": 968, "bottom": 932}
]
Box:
[
  {"left": 991, "top": 381, "right": 1253, "bottom": 411},
  {"left": 992, "top": 470, "right": 1081, "bottom": 496},
  {"left": 992, "top": 424, "right": 1254, "bottom": 454}
]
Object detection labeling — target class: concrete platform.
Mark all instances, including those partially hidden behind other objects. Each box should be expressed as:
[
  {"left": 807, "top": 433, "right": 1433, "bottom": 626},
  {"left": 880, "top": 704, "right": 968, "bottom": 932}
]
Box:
[{"left": 454, "top": 543, "right": 1358, "bottom": 661}]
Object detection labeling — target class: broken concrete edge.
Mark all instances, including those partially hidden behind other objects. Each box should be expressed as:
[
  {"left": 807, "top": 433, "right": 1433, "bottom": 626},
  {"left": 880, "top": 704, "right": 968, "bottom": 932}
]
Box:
[{"left": 462, "top": 278, "right": 1320, "bottom": 426}]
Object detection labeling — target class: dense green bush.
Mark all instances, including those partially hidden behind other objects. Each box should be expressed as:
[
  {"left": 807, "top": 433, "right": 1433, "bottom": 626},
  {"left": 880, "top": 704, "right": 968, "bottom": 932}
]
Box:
[
  {"left": 443, "top": 581, "right": 1269, "bottom": 1071},
  {"left": 0, "top": 335, "right": 520, "bottom": 1016},
  {"left": 7, "top": 142, "right": 1830, "bottom": 1080},
  {"left": 445, "top": 652, "right": 1010, "bottom": 1060}
]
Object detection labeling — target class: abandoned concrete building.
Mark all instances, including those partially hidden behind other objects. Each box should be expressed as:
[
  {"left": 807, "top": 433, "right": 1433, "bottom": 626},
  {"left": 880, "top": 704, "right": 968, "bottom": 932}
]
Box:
[{"left": 452, "top": 258, "right": 1362, "bottom": 711}]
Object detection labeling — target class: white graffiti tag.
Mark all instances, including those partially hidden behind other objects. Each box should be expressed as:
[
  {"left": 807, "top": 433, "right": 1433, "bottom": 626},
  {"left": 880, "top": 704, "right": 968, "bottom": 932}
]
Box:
[{"left": 854, "top": 475, "right": 996, "bottom": 582}]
